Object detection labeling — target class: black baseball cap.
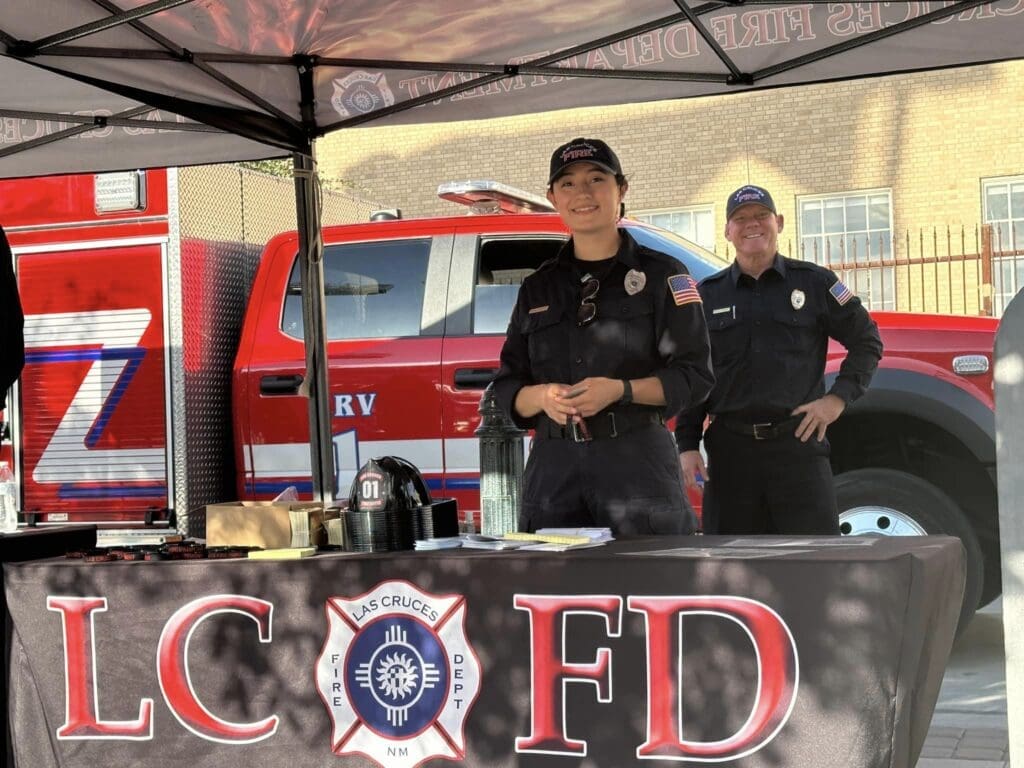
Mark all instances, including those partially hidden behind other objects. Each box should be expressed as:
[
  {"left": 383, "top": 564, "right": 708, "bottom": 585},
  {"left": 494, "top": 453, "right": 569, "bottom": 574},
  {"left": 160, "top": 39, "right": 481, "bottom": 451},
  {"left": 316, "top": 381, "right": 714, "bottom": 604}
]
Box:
[
  {"left": 548, "top": 138, "right": 622, "bottom": 184},
  {"left": 726, "top": 185, "right": 777, "bottom": 219}
]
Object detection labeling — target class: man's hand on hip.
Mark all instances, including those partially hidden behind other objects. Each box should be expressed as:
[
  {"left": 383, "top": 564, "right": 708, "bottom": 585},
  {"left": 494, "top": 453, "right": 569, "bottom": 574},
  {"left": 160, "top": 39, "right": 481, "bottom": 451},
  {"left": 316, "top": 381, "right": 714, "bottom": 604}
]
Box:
[{"left": 791, "top": 394, "right": 846, "bottom": 442}]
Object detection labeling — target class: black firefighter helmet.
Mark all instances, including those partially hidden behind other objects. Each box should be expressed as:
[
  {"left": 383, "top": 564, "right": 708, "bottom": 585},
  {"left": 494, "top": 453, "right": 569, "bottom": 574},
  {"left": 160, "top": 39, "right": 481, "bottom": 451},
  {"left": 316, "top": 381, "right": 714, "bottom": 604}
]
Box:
[{"left": 347, "top": 456, "right": 432, "bottom": 551}]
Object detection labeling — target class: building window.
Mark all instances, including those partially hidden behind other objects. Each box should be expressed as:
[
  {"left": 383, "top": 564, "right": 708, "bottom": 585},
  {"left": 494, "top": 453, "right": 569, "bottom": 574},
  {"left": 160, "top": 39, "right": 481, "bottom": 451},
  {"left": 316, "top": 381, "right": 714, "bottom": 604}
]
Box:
[
  {"left": 633, "top": 206, "right": 715, "bottom": 251},
  {"left": 798, "top": 190, "right": 894, "bottom": 310},
  {"left": 983, "top": 176, "right": 1024, "bottom": 315}
]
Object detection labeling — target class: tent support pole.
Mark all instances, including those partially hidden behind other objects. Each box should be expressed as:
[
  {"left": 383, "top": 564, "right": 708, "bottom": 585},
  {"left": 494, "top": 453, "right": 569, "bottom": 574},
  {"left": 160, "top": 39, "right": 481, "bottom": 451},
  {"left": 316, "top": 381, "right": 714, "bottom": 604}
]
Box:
[{"left": 293, "top": 146, "right": 335, "bottom": 504}]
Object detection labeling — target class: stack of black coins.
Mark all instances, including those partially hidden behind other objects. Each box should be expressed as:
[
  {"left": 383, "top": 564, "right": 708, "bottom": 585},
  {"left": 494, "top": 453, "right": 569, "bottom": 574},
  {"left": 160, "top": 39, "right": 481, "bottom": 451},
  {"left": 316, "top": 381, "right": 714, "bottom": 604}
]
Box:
[
  {"left": 345, "top": 508, "right": 391, "bottom": 552},
  {"left": 386, "top": 507, "right": 416, "bottom": 551},
  {"left": 413, "top": 504, "right": 433, "bottom": 541}
]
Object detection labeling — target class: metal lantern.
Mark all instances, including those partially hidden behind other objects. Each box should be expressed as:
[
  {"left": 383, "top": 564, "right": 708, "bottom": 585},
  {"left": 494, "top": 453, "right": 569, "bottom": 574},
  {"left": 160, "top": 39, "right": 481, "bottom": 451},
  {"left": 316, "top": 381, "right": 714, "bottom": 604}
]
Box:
[{"left": 475, "top": 383, "right": 526, "bottom": 537}]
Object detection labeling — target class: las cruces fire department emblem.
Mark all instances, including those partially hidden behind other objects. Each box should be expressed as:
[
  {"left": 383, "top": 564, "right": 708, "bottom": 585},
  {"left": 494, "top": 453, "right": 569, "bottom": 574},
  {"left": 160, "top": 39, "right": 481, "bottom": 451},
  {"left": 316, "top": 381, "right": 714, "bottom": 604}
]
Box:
[
  {"left": 315, "top": 581, "right": 481, "bottom": 768},
  {"left": 330, "top": 70, "right": 395, "bottom": 118}
]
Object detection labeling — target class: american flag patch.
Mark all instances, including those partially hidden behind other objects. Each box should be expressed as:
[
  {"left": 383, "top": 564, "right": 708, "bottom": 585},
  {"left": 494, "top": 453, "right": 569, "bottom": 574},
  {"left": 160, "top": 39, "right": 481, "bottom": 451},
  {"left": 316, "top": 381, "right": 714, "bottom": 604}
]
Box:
[
  {"left": 668, "top": 273, "right": 701, "bottom": 306},
  {"left": 829, "top": 280, "right": 854, "bottom": 306}
]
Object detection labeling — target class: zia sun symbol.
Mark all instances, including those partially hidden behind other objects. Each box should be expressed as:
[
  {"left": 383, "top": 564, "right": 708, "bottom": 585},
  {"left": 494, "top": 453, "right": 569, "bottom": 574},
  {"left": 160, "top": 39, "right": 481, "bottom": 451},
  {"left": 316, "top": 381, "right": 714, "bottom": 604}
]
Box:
[{"left": 376, "top": 652, "right": 419, "bottom": 700}]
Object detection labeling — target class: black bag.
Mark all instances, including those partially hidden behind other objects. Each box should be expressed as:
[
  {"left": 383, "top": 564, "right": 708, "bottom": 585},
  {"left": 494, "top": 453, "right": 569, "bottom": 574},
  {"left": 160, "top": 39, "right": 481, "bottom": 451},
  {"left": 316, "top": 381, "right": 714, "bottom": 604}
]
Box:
[{"left": 0, "top": 225, "right": 24, "bottom": 410}]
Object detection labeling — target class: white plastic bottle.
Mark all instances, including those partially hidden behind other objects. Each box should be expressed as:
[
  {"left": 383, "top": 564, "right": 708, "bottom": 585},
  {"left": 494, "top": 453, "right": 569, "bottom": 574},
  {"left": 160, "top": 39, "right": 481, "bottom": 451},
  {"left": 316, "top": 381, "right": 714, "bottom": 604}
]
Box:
[{"left": 0, "top": 461, "right": 18, "bottom": 533}]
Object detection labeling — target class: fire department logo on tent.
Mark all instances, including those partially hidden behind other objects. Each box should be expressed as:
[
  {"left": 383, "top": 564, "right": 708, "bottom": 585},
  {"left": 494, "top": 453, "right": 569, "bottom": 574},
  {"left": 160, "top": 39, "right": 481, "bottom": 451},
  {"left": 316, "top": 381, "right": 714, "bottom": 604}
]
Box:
[
  {"left": 330, "top": 71, "right": 395, "bottom": 117},
  {"left": 315, "top": 581, "right": 480, "bottom": 767}
]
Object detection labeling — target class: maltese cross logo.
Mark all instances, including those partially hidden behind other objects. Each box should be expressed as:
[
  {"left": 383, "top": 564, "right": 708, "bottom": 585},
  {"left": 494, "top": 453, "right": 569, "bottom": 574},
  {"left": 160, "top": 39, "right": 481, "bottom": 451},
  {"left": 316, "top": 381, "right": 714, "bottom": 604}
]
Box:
[{"left": 316, "top": 581, "right": 481, "bottom": 768}]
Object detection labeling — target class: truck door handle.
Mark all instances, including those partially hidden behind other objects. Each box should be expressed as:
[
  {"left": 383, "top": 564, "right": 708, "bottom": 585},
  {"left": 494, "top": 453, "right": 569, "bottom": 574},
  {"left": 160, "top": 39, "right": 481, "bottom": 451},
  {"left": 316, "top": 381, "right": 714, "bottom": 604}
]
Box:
[
  {"left": 453, "top": 368, "right": 499, "bottom": 389},
  {"left": 260, "top": 374, "right": 304, "bottom": 395}
]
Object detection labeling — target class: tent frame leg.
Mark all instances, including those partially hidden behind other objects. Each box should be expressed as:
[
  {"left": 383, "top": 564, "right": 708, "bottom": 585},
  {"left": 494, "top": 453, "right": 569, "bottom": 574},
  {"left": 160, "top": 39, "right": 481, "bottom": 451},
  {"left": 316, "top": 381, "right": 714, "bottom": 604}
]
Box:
[{"left": 293, "top": 146, "right": 335, "bottom": 504}]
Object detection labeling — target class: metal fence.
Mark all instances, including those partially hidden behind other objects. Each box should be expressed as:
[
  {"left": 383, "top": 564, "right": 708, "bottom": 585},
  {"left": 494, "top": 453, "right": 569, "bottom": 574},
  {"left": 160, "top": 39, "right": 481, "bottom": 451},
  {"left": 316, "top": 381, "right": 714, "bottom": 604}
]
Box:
[{"left": 725, "top": 224, "right": 1023, "bottom": 317}]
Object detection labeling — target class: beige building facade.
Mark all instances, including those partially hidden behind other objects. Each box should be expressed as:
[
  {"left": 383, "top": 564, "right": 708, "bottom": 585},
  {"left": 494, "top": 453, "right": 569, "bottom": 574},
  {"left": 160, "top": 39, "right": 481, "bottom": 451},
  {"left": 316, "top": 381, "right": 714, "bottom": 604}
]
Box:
[{"left": 319, "top": 61, "right": 1024, "bottom": 315}]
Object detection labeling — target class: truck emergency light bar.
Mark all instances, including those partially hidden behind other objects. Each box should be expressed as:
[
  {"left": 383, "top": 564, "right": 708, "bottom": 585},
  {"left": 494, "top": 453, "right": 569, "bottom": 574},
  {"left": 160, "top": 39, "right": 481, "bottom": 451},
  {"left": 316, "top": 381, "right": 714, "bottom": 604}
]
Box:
[{"left": 437, "top": 180, "right": 555, "bottom": 215}]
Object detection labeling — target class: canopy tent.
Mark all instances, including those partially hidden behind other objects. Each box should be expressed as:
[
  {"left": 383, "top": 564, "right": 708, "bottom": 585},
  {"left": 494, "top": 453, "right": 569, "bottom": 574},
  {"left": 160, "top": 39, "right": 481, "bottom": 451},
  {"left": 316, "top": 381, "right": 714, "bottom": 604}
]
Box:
[
  {"left": 3, "top": 1, "right": 1024, "bottom": 176},
  {"left": 2, "top": 0, "right": 1023, "bottom": 505}
]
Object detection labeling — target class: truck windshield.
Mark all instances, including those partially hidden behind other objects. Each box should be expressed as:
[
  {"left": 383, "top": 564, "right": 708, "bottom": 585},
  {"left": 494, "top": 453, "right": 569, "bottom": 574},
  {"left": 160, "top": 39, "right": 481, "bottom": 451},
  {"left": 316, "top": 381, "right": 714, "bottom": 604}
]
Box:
[{"left": 625, "top": 223, "right": 728, "bottom": 281}]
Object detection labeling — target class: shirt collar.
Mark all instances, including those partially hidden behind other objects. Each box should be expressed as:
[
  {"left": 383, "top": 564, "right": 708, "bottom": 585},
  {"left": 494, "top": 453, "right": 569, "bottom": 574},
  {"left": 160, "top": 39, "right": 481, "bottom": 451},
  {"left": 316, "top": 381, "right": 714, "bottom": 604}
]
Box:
[
  {"left": 556, "top": 228, "right": 642, "bottom": 270},
  {"left": 730, "top": 252, "right": 785, "bottom": 285}
]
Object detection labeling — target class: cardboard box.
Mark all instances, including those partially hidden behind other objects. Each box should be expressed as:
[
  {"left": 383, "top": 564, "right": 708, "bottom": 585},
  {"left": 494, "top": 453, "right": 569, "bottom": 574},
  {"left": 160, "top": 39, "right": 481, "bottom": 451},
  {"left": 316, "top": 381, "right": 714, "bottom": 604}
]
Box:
[{"left": 205, "top": 501, "right": 327, "bottom": 549}]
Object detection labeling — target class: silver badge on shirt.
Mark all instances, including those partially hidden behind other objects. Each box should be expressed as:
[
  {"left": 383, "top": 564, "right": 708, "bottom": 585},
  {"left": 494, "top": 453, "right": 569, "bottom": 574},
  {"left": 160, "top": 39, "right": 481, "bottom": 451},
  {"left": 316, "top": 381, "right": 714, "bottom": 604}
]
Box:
[
  {"left": 624, "top": 269, "right": 646, "bottom": 295},
  {"left": 791, "top": 289, "right": 806, "bottom": 310}
]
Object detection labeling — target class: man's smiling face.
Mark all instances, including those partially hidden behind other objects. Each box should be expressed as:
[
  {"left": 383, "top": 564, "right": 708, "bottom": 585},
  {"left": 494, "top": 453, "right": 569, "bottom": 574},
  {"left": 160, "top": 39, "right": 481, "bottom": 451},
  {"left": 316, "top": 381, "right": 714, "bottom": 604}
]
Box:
[{"left": 726, "top": 203, "right": 784, "bottom": 265}]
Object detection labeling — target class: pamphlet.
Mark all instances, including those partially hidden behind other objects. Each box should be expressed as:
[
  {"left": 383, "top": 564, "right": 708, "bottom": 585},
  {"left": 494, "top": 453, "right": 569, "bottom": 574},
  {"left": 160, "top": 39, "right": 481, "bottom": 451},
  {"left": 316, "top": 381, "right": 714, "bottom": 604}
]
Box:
[
  {"left": 414, "top": 537, "right": 464, "bottom": 551},
  {"left": 460, "top": 534, "right": 533, "bottom": 550},
  {"left": 535, "top": 527, "right": 614, "bottom": 542},
  {"left": 519, "top": 541, "right": 606, "bottom": 552}
]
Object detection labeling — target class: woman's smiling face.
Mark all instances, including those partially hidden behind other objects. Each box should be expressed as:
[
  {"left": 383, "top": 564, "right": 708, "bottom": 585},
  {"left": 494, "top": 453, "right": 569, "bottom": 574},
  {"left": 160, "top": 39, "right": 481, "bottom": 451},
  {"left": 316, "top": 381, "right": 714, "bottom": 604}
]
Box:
[{"left": 546, "top": 162, "right": 626, "bottom": 236}]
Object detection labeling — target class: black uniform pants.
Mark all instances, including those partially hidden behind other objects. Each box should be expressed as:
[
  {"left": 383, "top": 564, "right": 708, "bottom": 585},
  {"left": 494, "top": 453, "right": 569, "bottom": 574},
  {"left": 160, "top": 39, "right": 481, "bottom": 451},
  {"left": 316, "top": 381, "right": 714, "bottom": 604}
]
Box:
[
  {"left": 701, "top": 420, "right": 839, "bottom": 535},
  {"left": 520, "top": 424, "right": 696, "bottom": 536}
]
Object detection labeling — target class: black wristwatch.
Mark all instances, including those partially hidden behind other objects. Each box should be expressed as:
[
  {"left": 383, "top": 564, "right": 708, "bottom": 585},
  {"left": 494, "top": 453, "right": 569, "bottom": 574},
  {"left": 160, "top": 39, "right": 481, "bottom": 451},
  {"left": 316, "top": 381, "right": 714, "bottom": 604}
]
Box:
[{"left": 619, "top": 379, "right": 633, "bottom": 405}]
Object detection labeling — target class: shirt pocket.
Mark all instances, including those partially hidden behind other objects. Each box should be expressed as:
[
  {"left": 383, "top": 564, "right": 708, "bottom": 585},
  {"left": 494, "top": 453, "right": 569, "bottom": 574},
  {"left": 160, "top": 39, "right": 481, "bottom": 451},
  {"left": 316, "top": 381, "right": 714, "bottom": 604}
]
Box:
[
  {"left": 771, "top": 308, "right": 819, "bottom": 354},
  {"left": 521, "top": 307, "right": 566, "bottom": 364},
  {"left": 612, "top": 294, "right": 657, "bottom": 361},
  {"left": 706, "top": 312, "right": 744, "bottom": 368}
]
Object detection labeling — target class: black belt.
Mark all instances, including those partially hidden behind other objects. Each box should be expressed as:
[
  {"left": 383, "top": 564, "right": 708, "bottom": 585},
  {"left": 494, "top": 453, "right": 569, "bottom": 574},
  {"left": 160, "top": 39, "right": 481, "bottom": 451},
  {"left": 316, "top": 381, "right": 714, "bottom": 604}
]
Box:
[
  {"left": 539, "top": 409, "right": 664, "bottom": 442},
  {"left": 714, "top": 415, "right": 801, "bottom": 440}
]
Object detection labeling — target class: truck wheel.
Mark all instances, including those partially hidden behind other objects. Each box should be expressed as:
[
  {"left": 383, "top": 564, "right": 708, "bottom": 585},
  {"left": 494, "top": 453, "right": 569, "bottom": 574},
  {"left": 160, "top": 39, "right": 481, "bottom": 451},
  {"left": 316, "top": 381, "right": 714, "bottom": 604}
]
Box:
[{"left": 834, "top": 468, "right": 983, "bottom": 631}]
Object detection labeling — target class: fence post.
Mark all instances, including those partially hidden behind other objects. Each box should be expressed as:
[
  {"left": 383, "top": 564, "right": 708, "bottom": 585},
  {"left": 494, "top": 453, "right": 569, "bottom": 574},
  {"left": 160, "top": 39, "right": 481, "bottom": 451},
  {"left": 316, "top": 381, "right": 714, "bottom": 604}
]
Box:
[{"left": 981, "top": 224, "right": 994, "bottom": 317}]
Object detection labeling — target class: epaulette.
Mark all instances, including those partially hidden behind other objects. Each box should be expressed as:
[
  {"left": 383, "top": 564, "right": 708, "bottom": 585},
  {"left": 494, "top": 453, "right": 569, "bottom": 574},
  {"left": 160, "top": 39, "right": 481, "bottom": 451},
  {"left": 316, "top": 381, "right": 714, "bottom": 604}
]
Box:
[
  {"left": 534, "top": 256, "right": 559, "bottom": 273},
  {"left": 701, "top": 265, "right": 731, "bottom": 283},
  {"left": 785, "top": 257, "right": 818, "bottom": 271},
  {"left": 634, "top": 244, "right": 677, "bottom": 268}
]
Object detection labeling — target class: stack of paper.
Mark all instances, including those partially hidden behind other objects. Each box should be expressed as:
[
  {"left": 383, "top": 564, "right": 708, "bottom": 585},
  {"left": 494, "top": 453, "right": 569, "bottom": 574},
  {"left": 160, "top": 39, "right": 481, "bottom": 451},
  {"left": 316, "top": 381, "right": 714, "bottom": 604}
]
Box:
[
  {"left": 504, "top": 531, "right": 594, "bottom": 546},
  {"left": 459, "top": 534, "right": 532, "bottom": 550},
  {"left": 414, "top": 537, "right": 464, "bottom": 551},
  {"left": 247, "top": 547, "right": 317, "bottom": 560},
  {"left": 535, "top": 527, "right": 614, "bottom": 542},
  {"left": 519, "top": 540, "right": 606, "bottom": 552},
  {"left": 97, "top": 529, "right": 184, "bottom": 548}
]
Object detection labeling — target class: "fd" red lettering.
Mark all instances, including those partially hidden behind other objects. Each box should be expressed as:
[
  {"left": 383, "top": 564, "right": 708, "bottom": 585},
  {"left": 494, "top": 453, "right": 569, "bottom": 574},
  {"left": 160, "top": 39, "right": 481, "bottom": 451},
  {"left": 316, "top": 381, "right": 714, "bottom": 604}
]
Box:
[
  {"left": 514, "top": 593, "right": 798, "bottom": 760},
  {"left": 513, "top": 594, "right": 622, "bottom": 755},
  {"left": 628, "top": 595, "right": 798, "bottom": 761}
]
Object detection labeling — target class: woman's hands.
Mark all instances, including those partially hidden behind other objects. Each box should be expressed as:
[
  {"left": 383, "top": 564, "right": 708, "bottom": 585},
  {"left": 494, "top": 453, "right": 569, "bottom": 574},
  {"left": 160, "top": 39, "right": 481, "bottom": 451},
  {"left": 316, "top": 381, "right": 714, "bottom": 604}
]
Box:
[
  {"left": 516, "top": 376, "right": 626, "bottom": 423},
  {"left": 542, "top": 378, "right": 623, "bottom": 424}
]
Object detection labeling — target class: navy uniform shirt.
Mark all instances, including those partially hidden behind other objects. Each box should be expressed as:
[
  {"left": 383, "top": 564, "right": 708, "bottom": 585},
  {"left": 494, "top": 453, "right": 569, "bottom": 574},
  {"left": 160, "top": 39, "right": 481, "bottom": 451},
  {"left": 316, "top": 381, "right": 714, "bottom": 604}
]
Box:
[
  {"left": 493, "top": 229, "right": 714, "bottom": 428},
  {"left": 675, "top": 253, "right": 883, "bottom": 451}
]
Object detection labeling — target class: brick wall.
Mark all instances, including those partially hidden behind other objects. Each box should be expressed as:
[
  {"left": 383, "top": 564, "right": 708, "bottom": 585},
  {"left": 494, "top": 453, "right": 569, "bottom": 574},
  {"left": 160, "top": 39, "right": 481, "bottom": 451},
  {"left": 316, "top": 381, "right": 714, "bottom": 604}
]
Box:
[{"left": 317, "top": 61, "right": 1024, "bottom": 314}]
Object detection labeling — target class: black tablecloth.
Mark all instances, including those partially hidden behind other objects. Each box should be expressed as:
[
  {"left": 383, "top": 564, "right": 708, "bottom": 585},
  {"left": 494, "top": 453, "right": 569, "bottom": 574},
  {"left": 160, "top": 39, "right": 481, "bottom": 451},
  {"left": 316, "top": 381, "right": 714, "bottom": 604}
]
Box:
[{"left": 3, "top": 535, "right": 963, "bottom": 768}]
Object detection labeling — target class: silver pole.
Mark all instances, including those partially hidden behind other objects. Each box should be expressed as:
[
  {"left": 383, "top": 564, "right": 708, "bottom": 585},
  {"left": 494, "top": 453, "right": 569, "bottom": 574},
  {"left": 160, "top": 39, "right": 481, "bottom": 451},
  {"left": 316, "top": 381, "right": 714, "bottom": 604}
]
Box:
[{"left": 293, "top": 147, "right": 335, "bottom": 503}]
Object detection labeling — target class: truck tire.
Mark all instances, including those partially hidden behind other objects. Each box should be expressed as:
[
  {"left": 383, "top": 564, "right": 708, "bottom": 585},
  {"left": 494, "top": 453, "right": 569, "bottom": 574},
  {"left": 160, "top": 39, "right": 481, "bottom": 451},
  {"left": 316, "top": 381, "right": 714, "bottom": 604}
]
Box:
[{"left": 834, "top": 468, "right": 983, "bottom": 631}]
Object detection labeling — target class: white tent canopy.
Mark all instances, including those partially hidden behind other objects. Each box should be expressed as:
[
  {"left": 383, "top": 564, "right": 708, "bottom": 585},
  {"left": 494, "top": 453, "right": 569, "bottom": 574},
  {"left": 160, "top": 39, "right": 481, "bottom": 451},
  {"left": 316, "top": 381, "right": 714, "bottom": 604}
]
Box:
[
  {"left": 2, "top": 0, "right": 1023, "bottom": 504},
  {"left": 2, "top": 1, "right": 1023, "bottom": 176}
]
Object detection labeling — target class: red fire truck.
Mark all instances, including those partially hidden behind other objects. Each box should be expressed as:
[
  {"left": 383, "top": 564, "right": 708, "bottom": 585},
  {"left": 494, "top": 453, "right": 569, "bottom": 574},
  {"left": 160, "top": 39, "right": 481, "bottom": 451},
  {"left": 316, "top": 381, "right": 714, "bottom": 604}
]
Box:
[
  {"left": 0, "top": 166, "right": 375, "bottom": 526},
  {"left": 0, "top": 174, "right": 999, "bottom": 626}
]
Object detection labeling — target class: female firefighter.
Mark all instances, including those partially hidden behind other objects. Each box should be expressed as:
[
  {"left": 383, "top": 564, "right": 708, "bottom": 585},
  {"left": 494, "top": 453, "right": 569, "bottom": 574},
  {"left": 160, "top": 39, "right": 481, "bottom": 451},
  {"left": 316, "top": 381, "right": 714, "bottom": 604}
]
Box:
[{"left": 492, "top": 137, "right": 714, "bottom": 535}]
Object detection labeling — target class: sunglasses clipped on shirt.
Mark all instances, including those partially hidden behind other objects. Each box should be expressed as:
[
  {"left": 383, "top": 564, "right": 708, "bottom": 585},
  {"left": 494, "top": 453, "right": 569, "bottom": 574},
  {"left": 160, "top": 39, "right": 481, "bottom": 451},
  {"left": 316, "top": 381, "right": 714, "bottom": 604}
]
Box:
[{"left": 577, "top": 278, "right": 600, "bottom": 327}]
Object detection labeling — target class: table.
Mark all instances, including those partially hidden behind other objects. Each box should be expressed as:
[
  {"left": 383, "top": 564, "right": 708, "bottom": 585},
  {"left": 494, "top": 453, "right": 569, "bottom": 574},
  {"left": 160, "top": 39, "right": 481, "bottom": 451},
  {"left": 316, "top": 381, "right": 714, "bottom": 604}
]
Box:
[
  {"left": 3, "top": 535, "right": 963, "bottom": 768},
  {"left": 1, "top": 526, "right": 96, "bottom": 768}
]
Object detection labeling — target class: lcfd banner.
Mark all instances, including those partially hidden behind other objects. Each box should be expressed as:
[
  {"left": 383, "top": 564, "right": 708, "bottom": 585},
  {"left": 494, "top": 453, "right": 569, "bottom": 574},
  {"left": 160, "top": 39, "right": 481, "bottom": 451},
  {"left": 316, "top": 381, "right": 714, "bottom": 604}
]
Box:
[{"left": 3, "top": 537, "right": 963, "bottom": 768}]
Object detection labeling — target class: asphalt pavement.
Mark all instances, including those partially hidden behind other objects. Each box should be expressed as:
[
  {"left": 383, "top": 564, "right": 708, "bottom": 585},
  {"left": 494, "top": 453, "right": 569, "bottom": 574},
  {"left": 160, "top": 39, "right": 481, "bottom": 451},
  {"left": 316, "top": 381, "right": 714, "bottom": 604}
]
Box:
[{"left": 918, "top": 599, "right": 1009, "bottom": 767}]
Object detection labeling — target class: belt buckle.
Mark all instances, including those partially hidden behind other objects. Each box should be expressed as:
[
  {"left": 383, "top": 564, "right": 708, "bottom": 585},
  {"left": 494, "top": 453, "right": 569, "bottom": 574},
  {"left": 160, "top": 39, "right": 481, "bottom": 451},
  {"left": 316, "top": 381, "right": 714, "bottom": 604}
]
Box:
[
  {"left": 752, "top": 422, "right": 772, "bottom": 440},
  {"left": 570, "top": 419, "right": 592, "bottom": 443}
]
